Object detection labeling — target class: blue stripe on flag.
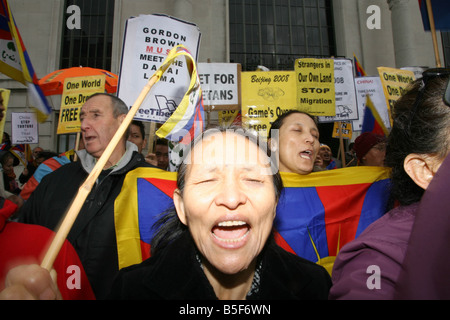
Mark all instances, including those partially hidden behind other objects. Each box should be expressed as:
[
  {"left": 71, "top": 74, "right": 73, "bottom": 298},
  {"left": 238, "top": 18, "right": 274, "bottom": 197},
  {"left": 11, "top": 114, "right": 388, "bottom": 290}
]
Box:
[
  {"left": 356, "top": 179, "right": 390, "bottom": 237},
  {"left": 137, "top": 178, "right": 174, "bottom": 244},
  {"left": 275, "top": 187, "right": 327, "bottom": 262}
]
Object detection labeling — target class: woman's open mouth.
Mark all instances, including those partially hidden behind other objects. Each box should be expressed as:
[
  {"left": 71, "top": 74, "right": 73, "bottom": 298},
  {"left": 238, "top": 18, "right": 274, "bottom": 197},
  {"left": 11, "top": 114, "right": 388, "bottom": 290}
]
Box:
[
  {"left": 300, "top": 150, "right": 313, "bottom": 160},
  {"left": 211, "top": 220, "right": 250, "bottom": 248}
]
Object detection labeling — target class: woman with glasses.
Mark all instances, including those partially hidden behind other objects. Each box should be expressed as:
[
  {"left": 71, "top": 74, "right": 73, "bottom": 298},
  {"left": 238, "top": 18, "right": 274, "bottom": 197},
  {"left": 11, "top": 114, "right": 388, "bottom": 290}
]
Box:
[{"left": 329, "top": 69, "right": 450, "bottom": 300}]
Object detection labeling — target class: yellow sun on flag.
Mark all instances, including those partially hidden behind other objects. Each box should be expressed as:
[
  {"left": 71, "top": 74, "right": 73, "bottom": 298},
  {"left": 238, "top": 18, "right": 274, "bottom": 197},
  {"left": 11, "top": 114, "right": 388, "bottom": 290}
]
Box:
[{"left": 308, "top": 225, "right": 341, "bottom": 276}]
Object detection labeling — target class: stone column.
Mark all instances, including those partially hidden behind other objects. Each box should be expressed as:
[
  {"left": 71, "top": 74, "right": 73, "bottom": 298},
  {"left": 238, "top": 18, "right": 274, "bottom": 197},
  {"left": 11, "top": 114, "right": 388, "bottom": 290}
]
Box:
[
  {"left": 387, "top": 0, "right": 440, "bottom": 68},
  {"left": 173, "top": 0, "right": 194, "bottom": 22}
]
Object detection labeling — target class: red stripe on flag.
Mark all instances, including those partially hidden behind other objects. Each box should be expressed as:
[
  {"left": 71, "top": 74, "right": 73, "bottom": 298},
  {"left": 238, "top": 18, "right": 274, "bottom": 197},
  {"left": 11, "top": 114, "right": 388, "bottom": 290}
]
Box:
[
  {"left": 273, "top": 230, "right": 296, "bottom": 255},
  {"left": 144, "top": 177, "right": 177, "bottom": 197},
  {"left": 140, "top": 240, "right": 151, "bottom": 260},
  {"left": 372, "top": 120, "right": 386, "bottom": 137},
  {"left": 44, "top": 158, "right": 64, "bottom": 171},
  {"left": 316, "top": 184, "right": 368, "bottom": 257}
]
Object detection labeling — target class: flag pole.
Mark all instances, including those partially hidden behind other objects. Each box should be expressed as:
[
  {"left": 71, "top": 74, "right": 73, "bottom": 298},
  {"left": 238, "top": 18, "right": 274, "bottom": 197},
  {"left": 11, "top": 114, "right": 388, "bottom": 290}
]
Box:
[
  {"left": 338, "top": 122, "right": 346, "bottom": 168},
  {"left": 73, "top": 132, "right": 80, "bottom": 162},
  {"left": 40, "top": 72, "right": 161, "bottom": 271},
  {"left": 426, "top": 0, "right": 442, "bottom": 67}
]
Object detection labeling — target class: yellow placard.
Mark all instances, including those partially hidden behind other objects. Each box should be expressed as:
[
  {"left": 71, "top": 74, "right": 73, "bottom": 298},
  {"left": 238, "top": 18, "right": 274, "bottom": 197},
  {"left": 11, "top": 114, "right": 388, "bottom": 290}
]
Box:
[
  {"left": 295, "top": 58, "right": 335, "bottom": 116},
  {"left": 241, "top": 71, "right": 297, "bottom": 138},
  {"left": 377, "top": 67, "right": 415, "bottom": 126},
  {"left": 57, "top": 75, "right": 106, "bottom": 134},
  {"left": 218, "top": 110, "right": 241, "bottom": 127},
  {"left": 332, "top": 121, "right": 353, "bottom": 139},
  {"left": 0, "top": 88, "right": 11, "bottom": 136}
]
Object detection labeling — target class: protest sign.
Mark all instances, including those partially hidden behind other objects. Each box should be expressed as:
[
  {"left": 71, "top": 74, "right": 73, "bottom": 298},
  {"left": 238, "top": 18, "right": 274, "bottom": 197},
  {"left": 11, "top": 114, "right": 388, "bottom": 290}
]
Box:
[
  {"left": 117, "top": 14, "right": 201, "bottom": 123},
  {"left": 377, "top": 67, "right": 415, "bottom": 126},
  {"left": 241, "top": 71, "right": 297, "bottom": 138},
  {"left": 332, "top": 121, "right": 352, "bottom": 139},
  {"left": 198, "top": 63, "right": 240, "bottom": 109},
  {"left": 57, "top": 75, "right": 106, "bottom": 134},
  {"left": 0, "top": 88, "right": 10, "bottom": 136},
  {"left": 401, "top": 66, "right": 427, "bottom": 79},
  {"left": 295, "top": 58, "right": 335, "bottom": 116},
  {"left": 353, "top": 76, "right": 391, "bottom": 132},
  {"left": 218, "top": 110, "right": 241, "bottom": 127},
  {"left": 11, "top": 112, "right": 38, "bottom": 144},
  {"left": 318, "top": 58, "right": 358, "bottom": 123}
]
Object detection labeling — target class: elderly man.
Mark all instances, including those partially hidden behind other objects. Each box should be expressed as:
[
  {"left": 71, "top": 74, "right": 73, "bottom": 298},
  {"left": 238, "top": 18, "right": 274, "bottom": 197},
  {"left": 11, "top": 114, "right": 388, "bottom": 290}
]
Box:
[{"left": 17, "top": 93, "right": 154, "bottom": 299}]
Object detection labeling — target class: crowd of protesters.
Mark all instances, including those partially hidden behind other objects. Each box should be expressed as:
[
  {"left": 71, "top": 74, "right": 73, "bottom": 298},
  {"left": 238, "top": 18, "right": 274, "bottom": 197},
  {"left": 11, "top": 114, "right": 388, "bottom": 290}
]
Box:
[{"left": 0, "top": 67, "right": 449, "bottom": 300}]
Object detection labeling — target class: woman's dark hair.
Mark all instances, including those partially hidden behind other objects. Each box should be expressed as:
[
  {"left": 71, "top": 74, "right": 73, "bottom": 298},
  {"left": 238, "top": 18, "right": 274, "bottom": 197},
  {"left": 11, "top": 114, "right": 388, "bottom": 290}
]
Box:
[
  {"left": 385, "top": 74, "right": 450, "bottom": 206},
  {"left": 0, "top": 151, "right": 14, "bottom": 166},
  {"left": 150, "top": 126, "right": 283, "bottom": 256},
  {"left": 267, "top": 110, "right": 318, "bottom": 140},
  {"left": 35, "top": 151, "right": 58, "bottom": 161}
]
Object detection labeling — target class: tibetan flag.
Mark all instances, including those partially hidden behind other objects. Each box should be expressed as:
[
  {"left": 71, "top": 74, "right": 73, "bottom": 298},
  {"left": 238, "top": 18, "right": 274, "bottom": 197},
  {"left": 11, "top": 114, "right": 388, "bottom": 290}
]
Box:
[
  {"left": 155, "top": 45, "right": 205, "bottom": 145},
  {"left": 361, "top": 95, "right": 390, "bottom": 137},
  {"left": 115, "top": 167, "right": 177, "bottom": 269},
  {"left": 0, "top": 0, "right": 51, "bottom": 122},
  {"left": 115, "top": 166, "right": 391, "bottom": 275},
  {"left": 274, "top": 167, "right": 390, "bottom": 275},
  {"left": 419, "top": 0, "right": 450, "bottom": 31},
  {"left": 353, "top": 54, "right": 367, "bottom": 77},
  {"left": 9, "top": 143, "right": 32, "bottom": 166}
]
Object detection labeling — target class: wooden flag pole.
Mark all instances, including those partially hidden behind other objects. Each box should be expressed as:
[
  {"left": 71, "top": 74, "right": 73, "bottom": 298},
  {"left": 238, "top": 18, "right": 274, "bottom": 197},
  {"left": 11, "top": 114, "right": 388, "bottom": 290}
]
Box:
[
  {"left": 148, "top": 122, "right": 156, "bottom": 154},
  {"left": 426, "top": 0, "right": 442, "bottom": 68},
  {"left": 337, "top": 121, "right": 346, "bottom": 168},
  {"left": 40, "top": 73, "right": 161, "bottom": 271},
  {"left": 73, "top": 132, "right": 80, "bottom": 162}
]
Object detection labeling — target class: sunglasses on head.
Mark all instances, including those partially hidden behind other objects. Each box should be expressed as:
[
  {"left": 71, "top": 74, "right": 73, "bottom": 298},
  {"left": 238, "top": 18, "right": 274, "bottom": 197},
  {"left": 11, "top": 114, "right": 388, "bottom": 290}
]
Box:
[
  {"left": 426, "top": 68, "right": 450, "bottom": 104},
  {"left": 409, "top": 68, "right": 450, "bottom": 128}
]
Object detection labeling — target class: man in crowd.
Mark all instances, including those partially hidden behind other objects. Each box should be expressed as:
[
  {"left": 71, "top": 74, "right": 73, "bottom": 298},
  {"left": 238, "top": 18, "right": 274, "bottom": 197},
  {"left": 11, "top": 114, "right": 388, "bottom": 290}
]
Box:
[
  {"left": 128, "top": 120, "right": 147, "bottom": 154},
  {"left": 17, "top": 93, "right": 154, "bottom": 299},
  {"left": 153, "top": 138, "right": 170, "bottom": 170}
]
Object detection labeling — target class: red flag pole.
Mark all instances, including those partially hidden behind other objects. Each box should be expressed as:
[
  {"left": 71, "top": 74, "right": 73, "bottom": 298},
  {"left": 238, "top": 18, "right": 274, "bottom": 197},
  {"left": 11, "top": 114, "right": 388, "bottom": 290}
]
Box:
[{"left": 426, "top": 0, "right": 442, "bottom": 67}]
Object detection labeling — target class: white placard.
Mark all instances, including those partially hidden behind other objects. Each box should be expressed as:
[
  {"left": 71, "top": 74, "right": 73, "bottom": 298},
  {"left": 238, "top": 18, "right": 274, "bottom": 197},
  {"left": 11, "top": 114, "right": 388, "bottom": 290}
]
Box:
[
  {"left": 318, "top": 58, "right": 358, "bottom": 123},
  {"left": 117, "top": 14, "right": 201, "bottom": 123},
  {"left": 11, "top": 113, "right": 39, "bottom": 144},
  {"left": 198, "top": 63, "right": 240, "bottom": 106},
  {"left": 352, "top": 76, "right": 391, "bottom": 132}
]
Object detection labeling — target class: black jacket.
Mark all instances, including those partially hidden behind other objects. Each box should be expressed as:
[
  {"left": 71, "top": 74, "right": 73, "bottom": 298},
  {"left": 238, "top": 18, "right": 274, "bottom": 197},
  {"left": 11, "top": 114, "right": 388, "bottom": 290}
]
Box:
[
  {"left": 18, "top": 147, "right": 153, "bottom": 299},
  {"left": 108, "top": 230, "right": 332, "bottom": 300}
]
